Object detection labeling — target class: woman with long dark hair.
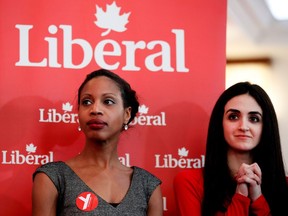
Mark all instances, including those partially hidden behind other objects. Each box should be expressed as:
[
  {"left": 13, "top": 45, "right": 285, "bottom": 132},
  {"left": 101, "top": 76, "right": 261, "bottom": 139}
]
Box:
[{"left": 174, "top": 82, "right": 288, "bottom": 215}]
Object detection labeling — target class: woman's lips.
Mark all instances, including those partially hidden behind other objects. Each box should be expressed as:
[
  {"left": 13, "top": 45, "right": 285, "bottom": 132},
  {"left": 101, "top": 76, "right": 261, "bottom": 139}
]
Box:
[
  {"left": 87, "top": 119, "right": 107, "bottom": 129},
  {"left": 234, "top": 134, "right": 252, "bottom": 139}
]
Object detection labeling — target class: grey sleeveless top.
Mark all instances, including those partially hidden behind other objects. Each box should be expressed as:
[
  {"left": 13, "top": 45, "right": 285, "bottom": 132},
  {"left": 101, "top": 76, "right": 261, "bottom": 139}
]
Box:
[{"left": 33, "top": 161, "right": 161, "bottom": 215}]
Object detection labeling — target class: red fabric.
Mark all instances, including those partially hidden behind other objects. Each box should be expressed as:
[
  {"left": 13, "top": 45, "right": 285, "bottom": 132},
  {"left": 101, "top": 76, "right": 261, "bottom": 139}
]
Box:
[{"left": 173, "top": 169, "right": 271, "bottom": 216}]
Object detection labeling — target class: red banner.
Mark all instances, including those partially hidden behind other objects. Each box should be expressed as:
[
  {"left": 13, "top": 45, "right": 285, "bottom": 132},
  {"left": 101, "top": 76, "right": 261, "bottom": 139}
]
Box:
[{"left": 0, "top": 0, "right": 227, "bottom": 215}]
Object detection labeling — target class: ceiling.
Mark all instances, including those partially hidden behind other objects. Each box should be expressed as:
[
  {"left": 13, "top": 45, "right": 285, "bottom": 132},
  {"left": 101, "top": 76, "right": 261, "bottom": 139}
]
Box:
[{"left": 226, "top": 0, "right": 288, "bottom": 60}]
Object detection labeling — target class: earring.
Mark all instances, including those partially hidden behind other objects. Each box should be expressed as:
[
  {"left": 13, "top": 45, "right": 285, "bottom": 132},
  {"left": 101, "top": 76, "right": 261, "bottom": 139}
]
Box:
[
  {"left": 123, "top": 124, "right": 128, "bottom": 131},
  {"left": 78, "top": 126, "right": 82, "bottom": 131}
]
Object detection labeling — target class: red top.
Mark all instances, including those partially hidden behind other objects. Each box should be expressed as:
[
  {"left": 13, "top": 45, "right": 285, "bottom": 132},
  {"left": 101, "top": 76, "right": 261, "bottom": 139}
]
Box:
[{"left": 173, "top": 169, "right": 271, "bottom": 216}]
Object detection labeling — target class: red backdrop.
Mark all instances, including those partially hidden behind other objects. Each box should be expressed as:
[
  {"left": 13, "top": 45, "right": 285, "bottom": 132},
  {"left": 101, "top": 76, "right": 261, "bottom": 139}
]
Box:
[{"left": 0, "top": 0, "right": 227, "bottom": 215}]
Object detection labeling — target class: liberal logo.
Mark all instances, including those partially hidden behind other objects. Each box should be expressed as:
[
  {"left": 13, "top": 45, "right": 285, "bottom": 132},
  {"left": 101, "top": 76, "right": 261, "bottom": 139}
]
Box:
[
  {"left": 39, "top": 102, "right": 78, "bottom": 123},
  {"left": 1, "top": 143, "right": 53, "bottom": 165},
  {"left": 130, "top": 104, "right": 167, "bottom": 126},
  {"left": 15, "top": 1, "right": 188, "bottom": 72},
  {"left": 155, "top": 147, "right": 205, "bottom": 168}
]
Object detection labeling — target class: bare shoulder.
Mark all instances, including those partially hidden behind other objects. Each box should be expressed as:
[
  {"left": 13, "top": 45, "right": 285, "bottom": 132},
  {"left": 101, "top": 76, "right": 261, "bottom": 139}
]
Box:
[
  {"left": 33, "top": 172, "right": 57, "bottom": 197},
  {"left": 32, "top": 173, "right": 58, "bottom": 216},
  {"left": 148, "top": 185, "right": 163, "bottom": 216}
]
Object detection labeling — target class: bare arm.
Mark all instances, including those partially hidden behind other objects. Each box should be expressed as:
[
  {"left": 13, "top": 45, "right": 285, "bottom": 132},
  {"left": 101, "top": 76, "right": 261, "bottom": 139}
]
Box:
[
  {"left": 147, "top": 185, "right": 163, "bottom": 216},
  {"left": 32, "top": 172, "right": 58, "bottom": 216}
]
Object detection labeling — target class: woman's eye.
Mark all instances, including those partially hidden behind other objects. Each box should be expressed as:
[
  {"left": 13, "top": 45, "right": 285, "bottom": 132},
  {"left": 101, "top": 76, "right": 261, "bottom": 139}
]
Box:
[
  {"left": 228, "top": 113, "right": 239, "bottom": 120},
  {"left": 81, "top": 99, "right": 92, "bottom": 106},
  {"left": 250, "top": 116, "right": 260, "bottom": 123},
  {"left": 104, "top": 99, "right": 115, "bottom": 105}
]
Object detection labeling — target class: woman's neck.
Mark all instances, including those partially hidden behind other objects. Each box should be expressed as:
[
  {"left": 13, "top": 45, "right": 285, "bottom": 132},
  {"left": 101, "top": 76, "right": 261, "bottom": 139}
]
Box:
[{"left": 227, "top": 149, "right": 253, "bottom": 176}]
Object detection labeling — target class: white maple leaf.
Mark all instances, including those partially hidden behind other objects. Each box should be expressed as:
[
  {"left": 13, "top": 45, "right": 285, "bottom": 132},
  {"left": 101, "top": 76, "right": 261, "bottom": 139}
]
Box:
[
  {"left": 94, "top": 1, "right": 131, "bottom": 36},
  {"left": 26, "top": 143, "right": 37, "bottom": 154},
  {"left": 178, "top": 147, "right": 189, "bottom": 157},
  {"left": 138, "top": 105, "right": 149, "bottom": 115},
  {"left": 62, "top": 102, "right": 73, "bottom": 112}
]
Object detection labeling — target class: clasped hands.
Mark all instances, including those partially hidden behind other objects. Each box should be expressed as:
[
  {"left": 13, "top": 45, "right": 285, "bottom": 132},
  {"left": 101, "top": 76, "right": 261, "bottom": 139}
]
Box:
[{"left": 234, "top": 163, "right": 262, "bottom": 201}]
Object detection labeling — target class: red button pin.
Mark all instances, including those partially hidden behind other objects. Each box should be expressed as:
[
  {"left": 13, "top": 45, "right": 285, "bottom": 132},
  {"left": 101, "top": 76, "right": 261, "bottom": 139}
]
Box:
[{"left": 76, "top": 192, "right": 98, "bottom": 211}]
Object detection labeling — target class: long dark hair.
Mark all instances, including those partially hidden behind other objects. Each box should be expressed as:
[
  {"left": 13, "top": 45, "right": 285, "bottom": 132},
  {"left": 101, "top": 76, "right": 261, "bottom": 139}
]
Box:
[
  {"left": 202, "top": 81, "right": 288, "bottom": 216},
  {"left": 77, "top": 68, "right": 139, "bottom": 124}
]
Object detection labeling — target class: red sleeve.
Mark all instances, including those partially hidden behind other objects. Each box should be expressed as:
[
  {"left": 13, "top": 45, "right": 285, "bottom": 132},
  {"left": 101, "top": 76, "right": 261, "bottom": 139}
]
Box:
[
  {"left": 224, "top": 193, "right": 250, "bottom": 216},
  {"left": 250, "top": 195, "right": 271, "bottom": 216},
  {"left": 225, "top": 193, "right": 271, "bottom": 216},
  {"left": 174, "top": 169, "right": 272, "bottom": 216},
  {"left": 173, "top": 169, "right": 203, "bottom": 216}
]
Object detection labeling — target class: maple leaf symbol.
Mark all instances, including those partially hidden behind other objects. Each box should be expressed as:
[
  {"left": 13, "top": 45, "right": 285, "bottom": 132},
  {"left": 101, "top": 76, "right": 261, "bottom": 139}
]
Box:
[
  {"left": 26, "top": 143, "right": 37, "bottom": 154},
  {"left": 178, "top": 147, "right": 189, "bottom": 158},
  {"left": 62, "top": 102, "right": 73, "bottom": 112},
  {"left": 139, "top": 105, "right": 149, "bottom": 115},
  {"left": 94, "top": 1, "right": 131, "bottom": 36}
]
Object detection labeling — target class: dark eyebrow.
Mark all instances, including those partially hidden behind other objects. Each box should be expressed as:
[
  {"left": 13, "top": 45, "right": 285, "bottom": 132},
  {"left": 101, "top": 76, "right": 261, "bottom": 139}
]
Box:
[
  {"left": 225, "top": 109, "right": 239, "bottom": 114},
  {"left": 225, "top": 109, "right": 262, "bottom": 117},
  {"left": 249, "top": 111, "right": 262, "bottom": 117},
  {"left": 80, "top": 93, "right": 92, "bottom": 98}
]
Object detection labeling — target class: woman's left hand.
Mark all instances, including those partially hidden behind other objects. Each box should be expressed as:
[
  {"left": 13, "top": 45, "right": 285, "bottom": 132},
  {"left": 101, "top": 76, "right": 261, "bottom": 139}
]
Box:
[{"left": 235, "top": 163, "right": 262, "bottom": 201}]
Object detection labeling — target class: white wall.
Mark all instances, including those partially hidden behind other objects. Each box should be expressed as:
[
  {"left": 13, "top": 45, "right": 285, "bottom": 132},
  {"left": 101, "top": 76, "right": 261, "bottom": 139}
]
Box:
[{"left": 270, "top": 56, "right": 288, "bottom": 174}]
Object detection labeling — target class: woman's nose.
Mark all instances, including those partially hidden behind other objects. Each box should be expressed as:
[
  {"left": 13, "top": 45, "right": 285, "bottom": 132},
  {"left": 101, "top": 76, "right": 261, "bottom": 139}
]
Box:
[
  {"left": 238, "top": 119, "right": 250, "bottom": 131},
  {"left": 90, "top": 102, "right": 103, "bottom": 115}
]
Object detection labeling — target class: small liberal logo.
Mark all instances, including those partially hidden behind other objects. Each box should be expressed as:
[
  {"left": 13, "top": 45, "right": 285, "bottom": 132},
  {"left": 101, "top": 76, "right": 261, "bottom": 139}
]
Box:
[
  {"left": 130, "top": 104, "right": 166, "bottom": 126},
  {"left": 76, "top": 192, "right": 98, "bottom": 212},
  {"left": 39, "top": 101, "right": 78, "bottom": 124}
]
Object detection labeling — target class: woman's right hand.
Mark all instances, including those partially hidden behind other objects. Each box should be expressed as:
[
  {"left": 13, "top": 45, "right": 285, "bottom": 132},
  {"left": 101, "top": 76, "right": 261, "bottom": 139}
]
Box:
[{"left": 235, "top": 163, "right": 262, "bottom": 201}]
